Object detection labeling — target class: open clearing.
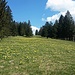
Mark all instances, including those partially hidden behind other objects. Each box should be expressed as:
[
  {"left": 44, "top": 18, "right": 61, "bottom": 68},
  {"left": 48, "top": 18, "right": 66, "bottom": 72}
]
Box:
[{"left": 0, "top": 36, "right": 75, "bottom": 75}]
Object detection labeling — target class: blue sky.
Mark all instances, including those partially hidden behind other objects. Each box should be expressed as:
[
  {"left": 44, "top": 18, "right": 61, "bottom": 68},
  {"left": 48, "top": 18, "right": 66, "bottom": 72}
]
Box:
[
  {"left": 6, "top": 0, "right": 75, "bottom": 33},
  {"left": 6, "top": 0, "right": 48, "bottom": 28}
]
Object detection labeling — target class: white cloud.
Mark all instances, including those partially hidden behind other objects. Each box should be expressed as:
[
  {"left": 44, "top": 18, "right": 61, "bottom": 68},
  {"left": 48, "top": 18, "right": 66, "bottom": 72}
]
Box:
[
  {"left": 43, "top": 0, "right": 75, "bottom": 22},
  {"left": 31, "top": 26, "right": 39, "bottom": 35},
  {"left": 46, "top": 11, "right": 67, "bottom": 22},
  {"left": 46, "top": 14, "right": 60, "bottom": 22},
  {"left": 46, "top": 0, "right": 75, "bottom": 11}
]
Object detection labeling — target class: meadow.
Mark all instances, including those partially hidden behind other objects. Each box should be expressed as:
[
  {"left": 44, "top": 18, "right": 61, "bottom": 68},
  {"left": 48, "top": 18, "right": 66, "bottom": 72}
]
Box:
[{"left": 0, "top": 36, "right": 75, "bottom": 75}]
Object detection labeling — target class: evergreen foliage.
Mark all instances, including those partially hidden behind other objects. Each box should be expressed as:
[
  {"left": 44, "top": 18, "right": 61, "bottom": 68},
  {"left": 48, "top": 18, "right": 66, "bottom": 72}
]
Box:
[
  {"left": 0, "top": 0, "right": 33, "bottom": 39},
  {"left": 0, "top": 0, "right": 75, "bottom": 40},
  {"left": 39, "top": 11, "right": 75, "bottom": 41},
  {"left": 35, "top": 29, "right": 39, "bottom": 35},
  {"left": 10, "top": 21, "right": 33, "bottom": 37},
  {"left": 0, "top": 0, "right": 8, "bottom": 39}
]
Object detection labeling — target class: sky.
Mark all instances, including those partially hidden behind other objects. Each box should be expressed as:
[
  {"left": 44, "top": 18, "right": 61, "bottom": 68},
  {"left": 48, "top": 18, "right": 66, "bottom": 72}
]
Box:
[
  {"left": 6, "top": 0, "right": 47, "bottom": 28},
  {"left": 6, "top": 0, "right": 75, "bottom": 34}
]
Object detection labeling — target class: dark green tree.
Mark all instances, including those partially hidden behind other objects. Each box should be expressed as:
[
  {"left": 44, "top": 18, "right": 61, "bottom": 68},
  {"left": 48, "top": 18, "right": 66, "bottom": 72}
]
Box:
[
  {"left": 35, "top": 29, "right": 39, "bottom": 35},
  {"left": 17, "top": 21, "right": 33, "bottom": 37},
  {"left": 63, "top": 11, "right": 75, "bottom": 40},
  {"left": 52, "top": 20, "right": 58, "bottom": 38},
  {"left": 5, "top": 5, "right": 13, "bottom": 36},
  {"left": 47, "top": 21, "right": 53, "bottom": 38},
  {"left": 0, "top": 0, "right": 7, "bottom": 39},
  {"left": 57, "top": 15, "right": 64, "bottom": 39},
  {"left": 0, "top": 0, "right": 13, "bottom": 39},
  {"left": 39, "top": 11, "right": 75, "bottom": 41},
  {"left": 40, "top": 22, "right": 49, "bottom": 37},
  {"left": 25, "top": 20, "right": 33, "bottom": 37},
  {"left": 39, "top": 21, "right": 53, "bottom": 38},
  {"left": 10, "top": 21, "right": 18, "bottom": 36}
]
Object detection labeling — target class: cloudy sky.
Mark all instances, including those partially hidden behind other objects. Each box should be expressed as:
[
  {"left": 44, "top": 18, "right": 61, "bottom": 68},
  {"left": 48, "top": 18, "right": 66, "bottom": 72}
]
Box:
[
  {"left": 6, "top": 0, "right": 75, "bottom": 34},
  {"left": 44, "top": 0, "right": 75, "bottom": 22}
]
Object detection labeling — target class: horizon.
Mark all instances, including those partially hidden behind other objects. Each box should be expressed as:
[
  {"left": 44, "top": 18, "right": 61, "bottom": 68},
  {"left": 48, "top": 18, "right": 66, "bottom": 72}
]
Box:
[{"left": 6, "top": 0, "right": 75, "bottom": 34}]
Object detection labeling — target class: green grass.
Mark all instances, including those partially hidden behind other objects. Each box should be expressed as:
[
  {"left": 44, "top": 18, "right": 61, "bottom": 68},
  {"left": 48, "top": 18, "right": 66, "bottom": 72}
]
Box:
[{"left": 0, "top": 36, "right": 75, "bottom": 75}]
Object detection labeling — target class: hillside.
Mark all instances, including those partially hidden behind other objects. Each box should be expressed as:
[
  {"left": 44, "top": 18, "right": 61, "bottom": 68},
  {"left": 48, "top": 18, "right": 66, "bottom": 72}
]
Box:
[{"left": 0, "top": 36, "right": 75, "bottom": 75}]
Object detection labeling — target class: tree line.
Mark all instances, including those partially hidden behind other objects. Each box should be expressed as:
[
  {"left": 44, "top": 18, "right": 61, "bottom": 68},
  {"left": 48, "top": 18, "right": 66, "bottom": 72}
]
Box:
[
  {"left": 1, "top": 0, "right": 75, "bottom": 41},
  {"left": 0, "top": 0, "right": 33, "bottom": 40},
  {"left": 38, "top": 11, "right": 75, "bottom": 41},
  {"left": 10, "top": 20, "right": 33, "bottom": 37}
]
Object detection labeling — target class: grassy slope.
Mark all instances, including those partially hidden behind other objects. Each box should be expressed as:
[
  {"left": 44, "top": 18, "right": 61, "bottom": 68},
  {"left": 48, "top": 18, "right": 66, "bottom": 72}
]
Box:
[{"left": 0, "top": 36, "right": 75, "bottom": 75}]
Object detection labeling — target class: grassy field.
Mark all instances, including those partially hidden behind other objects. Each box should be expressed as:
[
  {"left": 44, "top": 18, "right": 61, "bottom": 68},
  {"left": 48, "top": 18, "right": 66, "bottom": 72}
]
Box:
[{"left": 0, "top": 36, "right": 75, "bottom": 75}]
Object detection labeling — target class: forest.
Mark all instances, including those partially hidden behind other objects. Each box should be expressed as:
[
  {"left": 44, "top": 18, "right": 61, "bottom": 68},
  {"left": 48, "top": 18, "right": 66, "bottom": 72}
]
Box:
[
  {"left": 0, "top": 0, "right": 75, "bottom": 41},
  {"left": 38, "top": 11, "right": 75, "bottom": 41},
  {"left": 0, "top": 0, "right": 33, "bottom": 40}
]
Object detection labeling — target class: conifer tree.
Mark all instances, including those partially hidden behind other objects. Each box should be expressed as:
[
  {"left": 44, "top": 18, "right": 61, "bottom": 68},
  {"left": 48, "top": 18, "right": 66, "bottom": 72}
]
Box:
[
  {"left": 35, "top": 29, "right": 39, "bottom": 35},
  {"left": 0, "top": 0, "right": 7, "bottom": 39},
  {"left": 0, "top": 0, "right": 13, "bottom": 39},
  {"left": 52, "top": 20, "right": 58, "bottom": 38},
  {"left": 39, "top": 11, "right": 75, "bottom": 41},
  {"left": 25, "top": 20, "right": 33, "bottom": 36},
  {"left": 57, "top": 15, "right": 64, "bottom": 39},
  {"left": 63, "top": 11, "right": 75, "bottom": 40},
  {"left": 5, "top": 5, "right": 13, "bottom": 36}
]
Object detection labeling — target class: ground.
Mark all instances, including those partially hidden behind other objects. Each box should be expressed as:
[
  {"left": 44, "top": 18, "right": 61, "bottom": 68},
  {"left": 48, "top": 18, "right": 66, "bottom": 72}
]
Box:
[{"left": 0, "top": 36, "right": 75, "bottom": 75}]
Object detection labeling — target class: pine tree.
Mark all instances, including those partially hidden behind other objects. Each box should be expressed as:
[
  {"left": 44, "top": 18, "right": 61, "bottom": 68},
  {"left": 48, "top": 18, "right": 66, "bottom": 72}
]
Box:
[
  {"left": 52, "top": 20, "right": 58, "bottom": 38},
  {"left": 0, "top": 0, "right": 7, "bottom": 39},
  {"left": 0, "top": 0, "right": 13, "bottom": 39},
  {"left": 25, "top": 20, "right": 32, "bottom": 37},
  {"left": 63, "top": 11, "right": 75, "bottom": 40},
  {"left": 35, "top": 29, "right": 39, "bottom": 35},
  {"left": 47, "top": 21, "right": 53, "bottom": 38},
  {"left": 57, "top": 15, "right": 64, "bottom": 39},
  {"left": 5, "top": 5, "right": 13, "bottom": 36},
  {"left": 10, "top": 21, "right": 18, "bottom": 36},
  {"left": 39, "top": 21, "right": 53, "bottom": 38}
]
